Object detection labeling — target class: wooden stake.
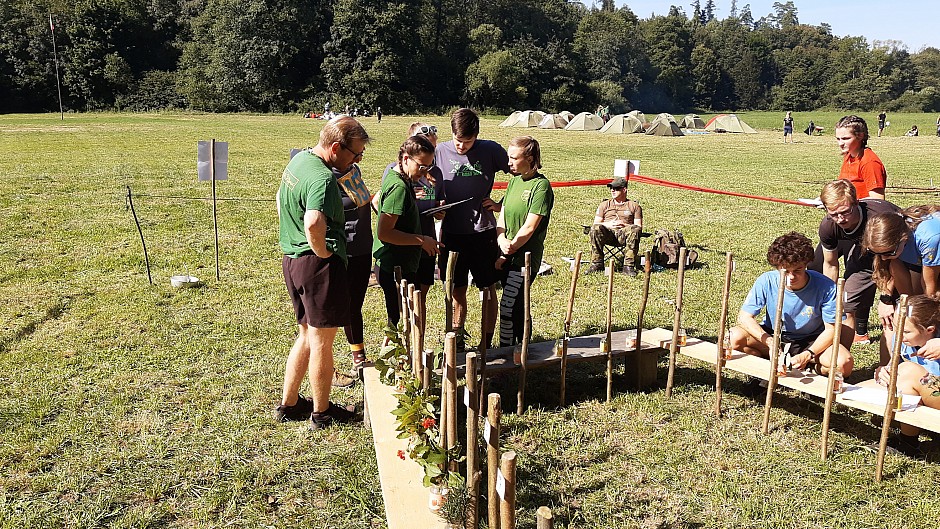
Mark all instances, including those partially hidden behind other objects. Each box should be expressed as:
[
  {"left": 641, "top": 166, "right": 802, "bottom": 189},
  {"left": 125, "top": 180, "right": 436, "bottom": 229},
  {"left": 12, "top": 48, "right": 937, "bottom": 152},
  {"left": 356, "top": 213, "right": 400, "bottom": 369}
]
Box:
[
  {"left": 487, "top": 393, "right": 502, "bottom": 529},
  {"left": 821, "top": 278, "right": 845, "bottom": 461},
  {"left": 876, "top": 295, "right": 909, "bottom": 482},
  {"left": 441, "top": 332, "right": 455, "bottom": 448},
  {"left": 444, "top": 251, "right": 458, "bottom": 333},
  {"left": 499, "top": 451, "right": 517, "bottom": 529},
  {"left": 635, "top": 251, "right": 652, "bottom": 355},
  {"left": 401, "top": 279, "right": 411, "bottom": 364},
  {"left": 446, "top": 331, "right": 458, "bottom": 470},
  {"left": 605, "top": 257, "right": 615, "bottom": 402},
  {"left": 408, "top": 284, "right": 418, "bottom": 374},
  {"left": 479, "top": 287, "right": 489, "bottom": 412},
  {"left": 665, "top": 247, "right": 688, "bottom": 398},
  {"left": 762, "top": 268, "right": 787, "bottom": 434},
  {"left": 715, "top": 252, "right": 733, "bottom": 417},
  {"left": 560, "top": 251, "right": 583, "bottom": 407},
  {"left": 209, "top": 138, "right": 220, "bottom": 281},
  {"left": 422, "top": 349, "right": 433, "bottom": 390},
  {"left": 466, "top": 352, "right": 480, "bottom": 529},
  {"left": 517, "top": 252, "right": 532, "bottom": 415},
  {"left": 536, "top": 506, "right": 553, "bottom": 529},
  {"left": 394, "top": 266, "right": 403, "bottom": 323}
]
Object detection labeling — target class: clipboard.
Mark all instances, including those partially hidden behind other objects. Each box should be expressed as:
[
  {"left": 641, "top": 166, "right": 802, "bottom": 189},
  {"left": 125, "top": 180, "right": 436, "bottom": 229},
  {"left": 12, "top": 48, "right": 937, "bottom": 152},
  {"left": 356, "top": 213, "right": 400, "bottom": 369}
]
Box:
[{"left": 421, "top": 197, "right": 473, "bottom": 216}]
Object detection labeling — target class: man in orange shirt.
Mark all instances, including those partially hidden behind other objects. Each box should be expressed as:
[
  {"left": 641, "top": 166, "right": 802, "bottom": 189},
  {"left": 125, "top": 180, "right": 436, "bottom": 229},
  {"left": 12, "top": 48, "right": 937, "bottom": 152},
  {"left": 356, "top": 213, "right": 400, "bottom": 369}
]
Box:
[{"left": 836, "top": 115, "right": 886, "bottom": 200}]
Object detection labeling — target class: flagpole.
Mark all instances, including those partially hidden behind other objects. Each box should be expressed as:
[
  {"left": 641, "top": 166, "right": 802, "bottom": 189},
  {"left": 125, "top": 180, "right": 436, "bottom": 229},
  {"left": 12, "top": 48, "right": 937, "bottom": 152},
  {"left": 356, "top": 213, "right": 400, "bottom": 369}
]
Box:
[{"left": 49, "top": 13, "right": 64, "bottom": 120}]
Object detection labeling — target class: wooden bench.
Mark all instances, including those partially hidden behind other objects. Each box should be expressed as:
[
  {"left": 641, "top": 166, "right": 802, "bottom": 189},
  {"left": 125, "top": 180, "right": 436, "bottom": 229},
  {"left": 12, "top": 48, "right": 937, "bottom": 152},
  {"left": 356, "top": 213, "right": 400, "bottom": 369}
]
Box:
[{"left": 643, "top": 327, "right": 940, "bottom": 434}]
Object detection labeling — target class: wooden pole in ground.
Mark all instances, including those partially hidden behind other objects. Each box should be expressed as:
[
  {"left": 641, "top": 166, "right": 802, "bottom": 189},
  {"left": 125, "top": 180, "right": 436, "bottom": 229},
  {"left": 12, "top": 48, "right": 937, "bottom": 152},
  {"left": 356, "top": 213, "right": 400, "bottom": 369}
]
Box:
[
  {"left": 605, "top": 256, "right": 616, "bottom": 402},
  {"left": 479, "top": 287, "right": 490, "bottom": 412},
  {"left": 715, "top": 252, "right": 733, "bottom": 417},
  {"left": 408, "top": 284, "right": 419, "bottom": 374},
  {"left": 876, "top": 295, "right": 909, "bottom": 482},
  {"left": 401, "top": 279, "right": 412, "bottom": 364},
  {"left": 422, "top": 349, "right": 433, "bottom": 390},
  {"left": 560, "top": 251, "right": 582, "bottom": 407},
  {"left": 487, "top": 393, "right": 502, "bottom": 529},
  {"left": 441, "top": 332, "right": 455, "bottom": 448},
  {"left": 499, "top": 451, "right": 517, "bottom": 529},
  {"left": 536, "top": 506, "right": 553, "bottom": 529},
  {"left": 446, "top": 330, "right": 458, "bottom": 471},
  {"left": 394, "top": 266, "right": 403, "bottom": 324},
  {"left": 517, "top": 252, "right": 532, "bottom": 414},
  {"left": 761, "top": 268, "right": 788, "bottom": 435},
  {"left": 665, "top": 247, "right": 688, "bottom": 399},
  {"left": 445, "top": 251, "right": 459, "bottom": 333},
  {"left": 466, "top": 352, "right": 480, "bottom": 529},
  {"left": 634, "top": 251, "right": 652, "bottom": 358},
  {"left": 821, "top": 278, "right": 846, "bottom": 461}
]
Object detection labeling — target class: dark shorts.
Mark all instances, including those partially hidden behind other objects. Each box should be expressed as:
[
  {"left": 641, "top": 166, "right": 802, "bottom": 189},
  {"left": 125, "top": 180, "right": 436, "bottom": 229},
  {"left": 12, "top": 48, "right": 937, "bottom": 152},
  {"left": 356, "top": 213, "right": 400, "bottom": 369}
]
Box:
[
  {"left": 438, "top": 229, "right": 499, "bottom": 289},
  {"left": 282, "top": 253, "right": 349, "bottom": 328},
  {"left": 760, "top": 324, "right": 819, "bottom": 355},
  {"left": 417, "top": 255, "right": 436, "bottom": 287},
  {"left": 784, "top": 126, "right": 793, "bottom": 134}
]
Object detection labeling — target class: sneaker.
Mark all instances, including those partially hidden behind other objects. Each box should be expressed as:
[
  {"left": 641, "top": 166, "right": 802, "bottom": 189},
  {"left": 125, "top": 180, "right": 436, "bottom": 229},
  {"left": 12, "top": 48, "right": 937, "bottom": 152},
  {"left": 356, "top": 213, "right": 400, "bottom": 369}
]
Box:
[
  {"left": 585, "top": 262, "right": 605, "bottom": 274},
  {"left": 309, "top": 402, "right": 361, "bottom": 430},
  {"left": 332, "top": 369, "right": 356, "bottom": 388},
  {"left": 622, "top": 265, "right": 638, "bottom": 277},
  {"left": 349, "top": 349, "right": 368, "bottom": 377},
  {"left": 273, "top": 396, "right": 313, "bottom": 422},
  {"left": 853, "top": 333, "right": 871, "bottom": 345}
]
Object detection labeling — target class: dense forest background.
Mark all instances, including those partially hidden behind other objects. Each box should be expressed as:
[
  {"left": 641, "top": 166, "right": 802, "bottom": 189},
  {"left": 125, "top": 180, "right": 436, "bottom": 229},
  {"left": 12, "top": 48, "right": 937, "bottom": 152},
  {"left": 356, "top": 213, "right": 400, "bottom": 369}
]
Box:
[{"left": 3, "top": 0, "right": 940, "bottom": 114}]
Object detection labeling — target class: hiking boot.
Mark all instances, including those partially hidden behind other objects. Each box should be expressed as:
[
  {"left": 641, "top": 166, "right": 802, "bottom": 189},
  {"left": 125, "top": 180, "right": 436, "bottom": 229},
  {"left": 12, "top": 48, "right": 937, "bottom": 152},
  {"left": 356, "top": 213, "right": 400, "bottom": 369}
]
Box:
[
  {"left": 273, "top": 396, "right": 313, "bottom": 422},
  {"left": 585, "top": 262, "right": 605, "bottom": 274},
  {"left": 309, "top": 402, "right": 361, "bottom": 430},
  {"left": 332, "top": 369, "right": 356, "bottom": 388},
  {"left": 853, "top": 333, "right": 871, "bottom": 345},
  {"left": 349, "top": 349, "right": 368, "bottom": 378},
  {"left": 622, "top": 265, "right": 638, "bottom": 277}
]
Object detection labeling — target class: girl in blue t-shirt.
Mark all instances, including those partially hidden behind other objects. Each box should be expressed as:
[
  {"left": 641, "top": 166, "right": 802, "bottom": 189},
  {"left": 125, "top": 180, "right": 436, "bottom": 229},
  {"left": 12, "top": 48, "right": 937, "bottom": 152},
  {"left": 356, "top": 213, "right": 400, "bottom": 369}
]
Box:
[{"left": 875, "top": 294, "right": 940, "bottom": 456}]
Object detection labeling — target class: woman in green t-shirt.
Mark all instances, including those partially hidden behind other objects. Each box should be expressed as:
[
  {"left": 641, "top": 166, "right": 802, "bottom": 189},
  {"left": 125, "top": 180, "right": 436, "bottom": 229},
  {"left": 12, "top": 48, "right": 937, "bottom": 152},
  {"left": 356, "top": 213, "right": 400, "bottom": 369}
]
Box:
[
  {"left": 374, "top": 135, "right": 442, "bottom": 329},
  {"left": 495, "top": 136, "right": 554, "bottom": 346}
]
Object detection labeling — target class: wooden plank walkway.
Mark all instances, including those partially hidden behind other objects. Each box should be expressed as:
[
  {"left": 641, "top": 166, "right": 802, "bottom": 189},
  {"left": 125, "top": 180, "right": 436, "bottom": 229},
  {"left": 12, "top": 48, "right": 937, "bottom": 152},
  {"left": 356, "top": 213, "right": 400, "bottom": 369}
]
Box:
[
  {"left": 642, "top": 327, "right": 940, "bottom": 433},
  {"left": 363, "top": 366, "right": 445, "bottom": 529}
]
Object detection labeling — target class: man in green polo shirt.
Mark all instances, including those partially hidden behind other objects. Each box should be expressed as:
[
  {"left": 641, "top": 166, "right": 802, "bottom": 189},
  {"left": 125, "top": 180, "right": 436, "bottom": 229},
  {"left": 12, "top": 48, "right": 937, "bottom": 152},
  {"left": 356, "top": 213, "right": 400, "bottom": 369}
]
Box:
[{"left": 274, "top": 116, "right": 370, "bottom": 430}]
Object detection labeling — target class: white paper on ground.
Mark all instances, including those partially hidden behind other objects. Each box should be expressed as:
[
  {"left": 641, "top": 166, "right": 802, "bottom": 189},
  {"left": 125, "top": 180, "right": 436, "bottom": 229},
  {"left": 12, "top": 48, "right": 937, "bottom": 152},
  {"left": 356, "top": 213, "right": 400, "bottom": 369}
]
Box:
[{"left": 840, "top": 384, "right": 921, "bottom": 411}]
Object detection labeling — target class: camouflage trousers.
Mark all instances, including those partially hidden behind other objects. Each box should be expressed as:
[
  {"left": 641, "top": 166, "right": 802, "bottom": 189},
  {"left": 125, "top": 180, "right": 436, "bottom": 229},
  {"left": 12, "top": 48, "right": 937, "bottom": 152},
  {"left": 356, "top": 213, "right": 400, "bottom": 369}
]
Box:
[{"left": 589, "top": 224, "right": 641, "bottom": 266}]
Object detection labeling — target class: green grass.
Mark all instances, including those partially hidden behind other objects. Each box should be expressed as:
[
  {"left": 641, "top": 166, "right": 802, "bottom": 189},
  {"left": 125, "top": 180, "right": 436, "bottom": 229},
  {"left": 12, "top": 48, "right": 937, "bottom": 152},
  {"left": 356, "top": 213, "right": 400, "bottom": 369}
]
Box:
[{"left": 2, "top": 111, "right": 939, "bottom": 528}]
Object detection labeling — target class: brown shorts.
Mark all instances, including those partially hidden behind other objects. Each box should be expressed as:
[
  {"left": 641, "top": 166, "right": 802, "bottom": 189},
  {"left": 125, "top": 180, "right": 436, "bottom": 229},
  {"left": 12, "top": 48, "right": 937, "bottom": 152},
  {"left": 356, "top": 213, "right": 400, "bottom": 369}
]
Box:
[{"left": 283, "top": 253, "right": 350, "bottom": 328}]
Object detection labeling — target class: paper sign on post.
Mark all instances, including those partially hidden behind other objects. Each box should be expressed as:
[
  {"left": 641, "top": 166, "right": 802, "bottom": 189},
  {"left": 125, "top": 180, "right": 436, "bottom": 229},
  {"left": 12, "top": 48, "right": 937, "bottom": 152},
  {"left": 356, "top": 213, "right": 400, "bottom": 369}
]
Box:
[
  {"left": 464, "top": 387, "right": 470, "bottom": 407},
  {"left": 613, "top": 159, "right": 640, "bottom": 178},
  {"left": 496, "top": 470, "right": 506, "bottom": 499},
  {"left": 484, "top": 420, "right": 492, "bottom": 443},
  {"left": 197, "top": 140, "right": 228, "bottom": 181}
]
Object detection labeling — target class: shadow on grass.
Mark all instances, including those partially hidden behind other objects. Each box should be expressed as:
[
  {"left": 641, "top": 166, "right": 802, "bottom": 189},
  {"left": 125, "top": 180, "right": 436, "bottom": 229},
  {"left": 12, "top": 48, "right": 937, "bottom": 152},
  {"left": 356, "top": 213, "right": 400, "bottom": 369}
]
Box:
[{"left": 0, "top": 296, "right": 72, "bottom": 354}]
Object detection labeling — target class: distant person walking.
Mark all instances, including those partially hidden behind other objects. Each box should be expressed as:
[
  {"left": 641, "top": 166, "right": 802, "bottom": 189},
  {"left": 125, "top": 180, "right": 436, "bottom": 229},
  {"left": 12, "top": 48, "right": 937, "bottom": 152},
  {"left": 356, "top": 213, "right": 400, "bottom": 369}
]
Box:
[
  {"left": 377, "top": 107, "right": 383, "bottom": 123},
  {"left": 936, "top": 115, "right": 940, "bottom": 137},
  {"left": 783, "top": 111, "right": 794, "bottom": 143},
  {"left": 836, "top": 115, "right": 886, "bottom": 200},
  {"left": 877, "top": 110, "right": 887, "bottom": 137}
]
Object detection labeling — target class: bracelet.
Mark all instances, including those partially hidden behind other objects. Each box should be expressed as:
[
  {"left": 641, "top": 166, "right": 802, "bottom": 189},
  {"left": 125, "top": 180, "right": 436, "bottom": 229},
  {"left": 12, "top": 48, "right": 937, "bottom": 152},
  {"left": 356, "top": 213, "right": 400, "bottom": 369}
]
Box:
[
  {"left": 879, "top": 294, "right": 899, "bottom": 305},
  {"left": 805, "top": 348, "right": 815, "bottom": 358}
]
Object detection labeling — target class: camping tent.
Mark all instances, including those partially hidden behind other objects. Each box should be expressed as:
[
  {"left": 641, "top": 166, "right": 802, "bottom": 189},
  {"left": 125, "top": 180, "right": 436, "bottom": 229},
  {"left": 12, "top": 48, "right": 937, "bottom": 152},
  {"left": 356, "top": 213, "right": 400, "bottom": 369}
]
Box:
[
  {"left": 679, "top": 114, "right": 706, "bottom": 129},
  {"left": 564, "top": 112, "right": 604, "bottom": 131},
  {"left": 538, "top": 113, "right": 569, "bottom": 129},
  {"left": 558, "top": 110, "right": 575, "bottom": 122},
  {"left": 704, "top": 114, "right": 757, "bottom": 133},
  {"left": 646, "top": 114, "right": 684, "bottom": 136},
  {"left": 504, "top": 110, "right": 546, "bottom": 128},
  {"left": 599, "top": 113, "right": 645, "bottom": 134},
  {"left": 498, "top": 111, "right": 522, "bottom": 127},
  {"left": 627, "top": 110, "right": 647, "bottom": 124}
]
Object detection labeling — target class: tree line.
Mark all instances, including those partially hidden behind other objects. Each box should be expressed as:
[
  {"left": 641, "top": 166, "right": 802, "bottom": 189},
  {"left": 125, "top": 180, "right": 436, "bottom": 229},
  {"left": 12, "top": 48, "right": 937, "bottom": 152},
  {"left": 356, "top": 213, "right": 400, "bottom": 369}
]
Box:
[{"left": 3, "top": 0, "right": 940, "bottom": 115}]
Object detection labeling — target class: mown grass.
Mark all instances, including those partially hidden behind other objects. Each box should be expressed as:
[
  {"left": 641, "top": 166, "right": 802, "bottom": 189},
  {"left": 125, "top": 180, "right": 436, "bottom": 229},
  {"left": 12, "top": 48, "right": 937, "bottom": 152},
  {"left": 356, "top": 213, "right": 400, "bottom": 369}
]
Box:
[{"left": 1, "top": 111, "right": 939, "bottom": 528}]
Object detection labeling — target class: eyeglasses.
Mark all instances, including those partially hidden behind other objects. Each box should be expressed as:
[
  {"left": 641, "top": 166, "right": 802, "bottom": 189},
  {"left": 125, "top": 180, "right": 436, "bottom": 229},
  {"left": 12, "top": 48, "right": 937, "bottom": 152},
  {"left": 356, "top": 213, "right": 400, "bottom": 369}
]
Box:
[
  {"left": 607, "top": 186, "right": 625, "bottom": 191},
  {"left": 411, "top": 159, "right": 434, "bottom": 172},
  {"left": 826, "top": 206, "right": 855, "bottom": 220},
  {"left": 872, "top": 239, "right": 905, "bottom": 257},
  {"left": 340, "top": 143, "right": 365, "bottom": 159},
  {"left": 417, "top": 125, "right": 437, "bottom": 136}
]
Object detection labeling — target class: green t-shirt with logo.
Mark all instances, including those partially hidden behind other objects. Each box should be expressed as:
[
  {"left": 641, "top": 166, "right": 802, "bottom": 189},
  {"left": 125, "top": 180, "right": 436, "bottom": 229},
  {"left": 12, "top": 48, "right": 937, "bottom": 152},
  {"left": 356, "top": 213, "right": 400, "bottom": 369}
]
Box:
[
  {"left": 278, "top": 150, "right": 347, "bottom": 263},
  {"left": 373, "top": 168, "right": 421, "bottom": 273},
  {"left": 503, "top": 173, "right": 553, "bottom": 268}
]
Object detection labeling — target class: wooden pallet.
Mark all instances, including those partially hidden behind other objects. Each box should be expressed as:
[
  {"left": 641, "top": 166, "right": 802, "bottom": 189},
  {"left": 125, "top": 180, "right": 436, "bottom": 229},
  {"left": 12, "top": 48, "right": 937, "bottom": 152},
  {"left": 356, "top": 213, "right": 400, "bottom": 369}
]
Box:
[{"left": 642, "top": 327, "right": 940, "bottom": 434}]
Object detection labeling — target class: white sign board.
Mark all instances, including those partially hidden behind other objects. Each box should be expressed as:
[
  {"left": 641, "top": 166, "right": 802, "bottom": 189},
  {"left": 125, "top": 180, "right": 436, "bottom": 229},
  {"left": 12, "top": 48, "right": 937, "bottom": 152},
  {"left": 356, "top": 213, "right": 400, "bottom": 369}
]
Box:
[
  {"left": 613, "top": 159, "right": 640, "bottom": 178},
  {"left": 197, "top": 140, "right": 228, "bottom": 181}
]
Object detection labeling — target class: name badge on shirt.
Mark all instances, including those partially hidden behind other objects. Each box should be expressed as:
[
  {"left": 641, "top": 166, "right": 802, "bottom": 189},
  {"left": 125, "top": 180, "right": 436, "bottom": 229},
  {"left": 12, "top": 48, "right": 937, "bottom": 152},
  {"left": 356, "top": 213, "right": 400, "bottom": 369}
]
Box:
[{"left": 336, "top": 163, "right": 371, "bottom": 207}]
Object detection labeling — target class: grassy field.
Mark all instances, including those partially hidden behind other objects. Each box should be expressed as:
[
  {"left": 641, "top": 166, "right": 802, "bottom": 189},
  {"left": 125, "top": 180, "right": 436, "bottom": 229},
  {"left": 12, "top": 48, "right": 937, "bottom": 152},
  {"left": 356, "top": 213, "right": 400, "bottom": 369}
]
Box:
[{"left": 2, "top": 110, "right": 940, "bottom": 528}]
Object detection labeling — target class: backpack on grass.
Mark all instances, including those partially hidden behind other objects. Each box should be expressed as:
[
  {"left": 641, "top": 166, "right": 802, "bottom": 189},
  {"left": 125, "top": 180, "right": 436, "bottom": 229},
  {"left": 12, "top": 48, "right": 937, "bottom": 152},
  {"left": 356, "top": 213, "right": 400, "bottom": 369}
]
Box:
[{"left": 651, "top": 229, "right": 698, "bottom": 268}]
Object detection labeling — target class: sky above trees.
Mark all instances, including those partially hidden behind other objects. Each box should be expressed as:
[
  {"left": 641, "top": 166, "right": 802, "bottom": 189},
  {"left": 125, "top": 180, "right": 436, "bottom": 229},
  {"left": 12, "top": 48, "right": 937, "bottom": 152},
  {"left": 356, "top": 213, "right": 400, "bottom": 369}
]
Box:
[{"left": 618, "top": 1, "right": 940, "bottom": 51}]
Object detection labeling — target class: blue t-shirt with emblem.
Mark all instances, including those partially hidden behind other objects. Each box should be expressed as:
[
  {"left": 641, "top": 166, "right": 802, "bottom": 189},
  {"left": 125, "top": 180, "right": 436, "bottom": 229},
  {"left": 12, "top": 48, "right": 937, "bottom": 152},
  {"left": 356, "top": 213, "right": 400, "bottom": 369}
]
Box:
[
  {"left": 899, "top": 342, "right": 940, "bottom": 376},
  {"left": 742, "top": 269, "right": 837, "bottom": 342},
  {"left": 900, "top": 214, "right": 940, "bottom": 267},
  {"left": 435, "top": 139, "right": 509, "bottom": 235}
]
